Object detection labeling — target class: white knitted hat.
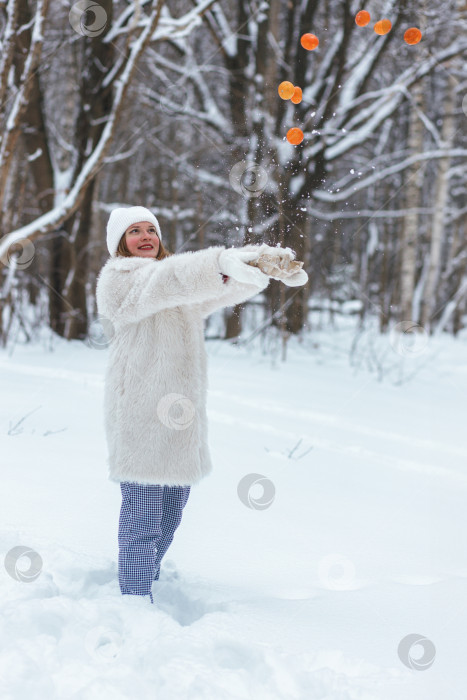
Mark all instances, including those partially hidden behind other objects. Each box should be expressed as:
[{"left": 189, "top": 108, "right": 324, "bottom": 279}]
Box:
[{"left": 106, "top": 206, "right": 163, "bottom": 257}]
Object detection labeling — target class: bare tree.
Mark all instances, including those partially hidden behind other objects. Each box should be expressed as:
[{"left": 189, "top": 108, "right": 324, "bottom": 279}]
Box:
[
  {"left": 0, "top": 0, "right": 217, "bottom": 340},
  {"left": 1, "top": 0, "right": 466, "bottom": 346}
]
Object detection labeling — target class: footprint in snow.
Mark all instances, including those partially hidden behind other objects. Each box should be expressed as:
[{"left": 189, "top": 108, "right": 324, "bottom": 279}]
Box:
[{"left": 153, "top": 562, "right": 229, "bottom": 626}]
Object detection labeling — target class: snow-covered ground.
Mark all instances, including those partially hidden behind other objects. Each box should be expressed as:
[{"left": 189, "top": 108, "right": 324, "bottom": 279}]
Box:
[{"left": 1, "top": 316, "right": 466, "bottom": 700}]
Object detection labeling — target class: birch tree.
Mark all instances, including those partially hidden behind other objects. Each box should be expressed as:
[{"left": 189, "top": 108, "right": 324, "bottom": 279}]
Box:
[
  {"left": 0, "top": 0, "right": 217, "bottom": 340},
  {"left": 1, "top": 0, "right": 466, "bottom": 345},
  {"left": 419, "top": 73, "right": 457, "bottom": 330},
  {"left": 193, "top": 0, "right": 467, "bottom": 335}
]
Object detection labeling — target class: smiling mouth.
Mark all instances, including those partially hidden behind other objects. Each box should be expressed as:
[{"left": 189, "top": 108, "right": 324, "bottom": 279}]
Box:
[{"left": 138, "top": 245, "right": 153, "bottom": 249}]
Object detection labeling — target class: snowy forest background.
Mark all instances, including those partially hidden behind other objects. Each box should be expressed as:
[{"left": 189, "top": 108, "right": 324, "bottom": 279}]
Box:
[
  {"left": 2, "top": 3, "right": 467, "bottom": 697},
  {"left": 0, "top": 0, "right": 466, "bottom": 346}
]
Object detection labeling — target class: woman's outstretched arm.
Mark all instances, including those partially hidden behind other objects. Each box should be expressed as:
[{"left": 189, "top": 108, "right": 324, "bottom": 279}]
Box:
[
  {"left": 193, "top": 273, "right": 270, "bottom": 319},
  {"left": 96, "top": 246, "right": 233, "bottom": 327}
]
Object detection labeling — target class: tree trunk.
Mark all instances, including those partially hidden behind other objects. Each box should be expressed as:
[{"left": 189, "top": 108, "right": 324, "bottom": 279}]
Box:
[
  {"left": 399, "top": 79, "right": 425, "bottom": 323},
  {"left": 49, "top": 0, "right": 114, "bottom": 339},
  {"left": 282, "top": 199, "right": 309, "bottom": 333},
  {"left": 419, "top": 73, "right": 456, "bottom": 331}
]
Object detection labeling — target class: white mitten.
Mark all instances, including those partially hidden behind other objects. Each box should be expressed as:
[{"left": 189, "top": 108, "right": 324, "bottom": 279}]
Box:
[
  {"left": 254, "top": 243, "right": 296, "bottom": 264},
  {"left": 244, "top": 244, "right": 308, "bottom": 287},
  {"left": 280, "top": 268, "right": 309, "bottom": 287},
  {"left": 218, "top": 246, "right": 269, "bottom": 286}
]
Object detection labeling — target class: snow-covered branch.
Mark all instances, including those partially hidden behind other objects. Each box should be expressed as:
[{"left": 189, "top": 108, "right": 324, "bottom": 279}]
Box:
[
  {"left": 320, "top": 39, "right": 467, "bottom": 161},
  {"left": 0, "top": 0, "right": 165, "bottom": 260},
  {"left": 313, "top": 149, "right": 467, "bottom": 202},
  {"left": 306, "top": 207, "right": 437, "bottom": 221},
  {"left": 0, "top": 0, "right": 49, "bottom": 205},
  {"left": 0, "top": 0, "right": 19, "bottom": 111}
]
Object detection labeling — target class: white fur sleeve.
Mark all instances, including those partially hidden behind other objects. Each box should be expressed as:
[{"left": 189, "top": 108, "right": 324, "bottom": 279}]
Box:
[
  {"left": 195, "top": 275, "right": 270, "bottom": 319},
  {"left": 96, "top": 246, "right": 228, "bottom": 326}
]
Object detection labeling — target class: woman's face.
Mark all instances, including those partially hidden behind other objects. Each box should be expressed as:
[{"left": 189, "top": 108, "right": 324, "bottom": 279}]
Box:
[{"left": 124, "top": 221, "right": 160, "bottom": 258}]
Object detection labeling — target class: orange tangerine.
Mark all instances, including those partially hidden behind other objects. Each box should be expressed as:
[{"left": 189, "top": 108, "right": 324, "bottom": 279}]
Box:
[
  {"left": 404, "top": 27, "right": 422, "bottom": 45},
  {"left": 300, "top": 33, "right": 319, "bottom": 50},
  {"left": 278, "top": 81, "right": 295, "bottom": 100},
  {"left": 286, "top": 128, "right": 304, "bottom": 145},
  {"left": 355, "top": 10, "right": 371, "bottom": 27},
  {"left": 291, "top": 86, "right": 303, "bottom": 104},
  {"left": 374, "top": 19, "right": 392, "bottom": 35}
]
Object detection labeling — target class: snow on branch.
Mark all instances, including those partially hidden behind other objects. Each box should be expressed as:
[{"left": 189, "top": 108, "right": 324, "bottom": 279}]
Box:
[
  {"left": 99, "top": 202, "right": 196, "bottom": 221},
  {"left": 209, "top": 4, "right": 236, "bottom": 57},
  {"left": 106, "top": 0, "right": 218, "bottom": 43},
  {"left": 434, "top": 273, "right": 467, "bottom": 336},
  {"left": 0, "top": 0, "right": 19, "bottom": 111},
  {"left": 103, "top": 0, "right": 152, "bottom": 43},
  {"left": 0, "top": 0, "right": 49, "bottom": 205},
  {"left": 313, "top": 149, "right": 467, "bottom": 203},
  {"left": 143, "top": 45, "right": 230, "bottom": 133},
  {"left": 0, "top": 0, "right": 165, "bottom": 261},
  {"left": 322, "top": 39, "right": 467, "bottom": 161},
  {"left": 306, "top": 207, "right": 436, "bottom": 221}
]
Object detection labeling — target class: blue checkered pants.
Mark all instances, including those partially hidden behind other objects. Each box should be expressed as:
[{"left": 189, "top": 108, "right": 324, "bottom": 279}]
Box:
[{"left": 118, "top": 482, "right": 191, "bottom": 603}]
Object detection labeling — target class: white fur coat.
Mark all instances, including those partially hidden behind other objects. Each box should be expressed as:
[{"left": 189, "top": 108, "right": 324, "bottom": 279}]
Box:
[{"left": 95, "top": 246, "right": 269, "bottom": 486}]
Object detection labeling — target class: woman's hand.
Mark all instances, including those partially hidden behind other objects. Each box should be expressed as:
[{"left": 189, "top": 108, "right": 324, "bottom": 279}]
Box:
[
  {"left": 243, "top": 244, "right": 309, "bottom": 287},
  {"left": 279, "top": 268, "right": 309, "bottom": 286},
  {"left": 218, "top": 247, "right": 270, "bottom": 286},
  {"left": 248, "top": 243, "right": 296, "bottom": 263},
  {"left": 219, "top": 244, "right": 308, "bottom": 288}
]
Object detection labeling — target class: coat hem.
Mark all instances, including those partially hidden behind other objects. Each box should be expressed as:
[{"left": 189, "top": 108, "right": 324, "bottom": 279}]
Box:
[{"left": 108, "top": 473, "right": 200, "bottom": 487}]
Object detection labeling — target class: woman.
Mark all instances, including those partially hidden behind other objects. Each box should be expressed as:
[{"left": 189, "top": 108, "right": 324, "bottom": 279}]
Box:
[{"left": 96, "top": 205, "right": 308, "bottom": 604}]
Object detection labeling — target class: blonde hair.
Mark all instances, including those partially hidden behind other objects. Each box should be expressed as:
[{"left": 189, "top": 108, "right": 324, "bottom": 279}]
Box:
[{"left": 116, "top": 233, "right": 172, "bottom": 260}]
